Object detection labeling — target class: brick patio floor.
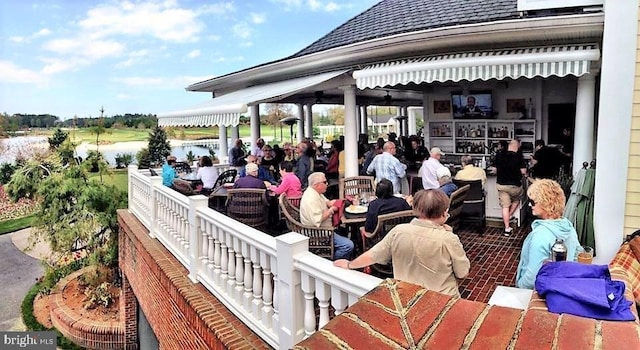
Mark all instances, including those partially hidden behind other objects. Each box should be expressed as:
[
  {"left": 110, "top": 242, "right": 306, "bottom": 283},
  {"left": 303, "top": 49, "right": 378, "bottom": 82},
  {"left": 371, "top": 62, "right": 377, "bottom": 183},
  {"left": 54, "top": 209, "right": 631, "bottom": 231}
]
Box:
[{"left": 457, "top": 224, "right": 531, "bottom": 303}]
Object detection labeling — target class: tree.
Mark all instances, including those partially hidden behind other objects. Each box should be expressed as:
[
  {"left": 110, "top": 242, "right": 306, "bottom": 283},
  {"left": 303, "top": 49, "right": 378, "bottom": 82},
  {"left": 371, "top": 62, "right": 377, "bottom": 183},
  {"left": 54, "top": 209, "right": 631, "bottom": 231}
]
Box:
[
  {"left": 48, "top": 128, "right": 69, "bottom": 149},
  {"left": 147, "top": 126, "right": 171, "bottom": 167}
]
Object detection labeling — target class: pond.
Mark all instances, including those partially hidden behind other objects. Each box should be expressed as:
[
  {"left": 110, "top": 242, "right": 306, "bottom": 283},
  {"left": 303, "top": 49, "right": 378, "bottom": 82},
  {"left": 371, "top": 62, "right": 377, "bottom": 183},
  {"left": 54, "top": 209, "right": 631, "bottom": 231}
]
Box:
[{"left": 0, "top": 136, "right": 222, "bottom": 166}]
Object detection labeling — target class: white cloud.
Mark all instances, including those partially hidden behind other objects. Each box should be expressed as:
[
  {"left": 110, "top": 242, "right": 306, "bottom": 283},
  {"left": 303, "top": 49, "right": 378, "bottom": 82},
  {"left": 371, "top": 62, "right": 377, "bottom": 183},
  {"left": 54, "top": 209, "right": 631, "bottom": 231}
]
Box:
[
  {"left": 198, "top": 2, "right": 236, "bottom": 15},
  {"left": 240, "top": 41, "right": 253, "bottom": 47},
  {"left": 115, "top": 49, "right": 150, "bottom": 68},
  {"left": 33, "top": 28, "right": 52, "bottom": 38},
  {"left": 116, "top": 93, "right": 132, "bottom": 99},
  {"left": 250, "top": 13, "right": 266, "bottom": 24},
  {"left": 186, "top": 49, "right": 201, "bottom": 58},
  {"left": 324, "top": 2, "right": 340, "bottom": 12},
  {"left": 308, "top": 0, "right": 321, "bottom": 11},
  {"left": 0, "top": 60, "right": 44, "bottom": 84},
  {"left": 232, "top": 22, "right": 252, "bottom": 39},
  {"left": 270, "top": 0, "right": 342, "bottom": 12},
  {"left": 77, "top": 1, "right": 205, "bottom": 43},
  {"left": 9, "top": 36, "right": 25, "bottom": 43},
  {"left": 43, "top": 38, "right": 124, "bottom": 58}
]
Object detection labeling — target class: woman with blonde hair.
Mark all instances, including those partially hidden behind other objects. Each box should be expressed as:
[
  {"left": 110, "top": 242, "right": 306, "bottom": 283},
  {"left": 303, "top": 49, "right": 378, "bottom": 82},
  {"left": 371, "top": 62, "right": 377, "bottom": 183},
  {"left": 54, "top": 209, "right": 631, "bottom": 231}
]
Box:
[{"left": 516, "top": 179, "right": 580, "bottom": 289}]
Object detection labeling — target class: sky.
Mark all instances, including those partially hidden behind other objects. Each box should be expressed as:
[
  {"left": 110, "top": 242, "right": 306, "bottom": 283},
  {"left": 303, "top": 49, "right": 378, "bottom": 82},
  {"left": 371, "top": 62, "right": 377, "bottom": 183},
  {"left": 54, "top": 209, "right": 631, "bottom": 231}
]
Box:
[{"left": 0, "top": 0, "right": 379, "bottom": 120}]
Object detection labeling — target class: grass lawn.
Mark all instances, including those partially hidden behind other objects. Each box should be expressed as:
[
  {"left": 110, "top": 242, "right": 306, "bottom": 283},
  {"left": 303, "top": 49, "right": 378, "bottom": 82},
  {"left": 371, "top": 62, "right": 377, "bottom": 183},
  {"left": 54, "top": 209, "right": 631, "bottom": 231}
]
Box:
[
  {"left": 88, "top": 169, "right": 129, "bottom": 194},
  {"left": 0, "top": 214, "right": 36, "bottom": 235},
  {"left": 34, "top": 125, "right": 281, "bottom": 144}
]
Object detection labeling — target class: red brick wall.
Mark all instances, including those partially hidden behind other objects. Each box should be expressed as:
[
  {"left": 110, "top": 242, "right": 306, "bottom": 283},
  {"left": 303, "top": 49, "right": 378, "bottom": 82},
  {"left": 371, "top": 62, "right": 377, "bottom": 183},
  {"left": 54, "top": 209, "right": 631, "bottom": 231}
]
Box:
[{"left": 117, "top": 209, "right": 271, "bottom": 350}]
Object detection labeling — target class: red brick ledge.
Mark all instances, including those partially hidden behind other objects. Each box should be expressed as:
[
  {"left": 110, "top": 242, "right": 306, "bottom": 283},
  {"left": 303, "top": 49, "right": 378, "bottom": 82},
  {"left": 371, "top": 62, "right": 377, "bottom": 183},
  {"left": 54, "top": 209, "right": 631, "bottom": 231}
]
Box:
[
  {"left": 50, "top": 267, "right": 125, "bottom": 350},
  {"left": 295, "top": 279, "right": 640, "bottom": 349}
]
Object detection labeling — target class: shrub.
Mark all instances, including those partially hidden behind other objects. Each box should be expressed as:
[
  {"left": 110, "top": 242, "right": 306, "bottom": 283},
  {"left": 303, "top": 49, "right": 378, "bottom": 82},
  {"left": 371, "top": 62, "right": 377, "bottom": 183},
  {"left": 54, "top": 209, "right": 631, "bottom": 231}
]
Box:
[
  {"left": 136, "top": 148, "right": 151, "bottom": 169},
  {"left": 0, "top": 162, "right": 17, "bottom": 184},
  {"left": 114, "top": 153, "right": 133, "bottom": 169}
]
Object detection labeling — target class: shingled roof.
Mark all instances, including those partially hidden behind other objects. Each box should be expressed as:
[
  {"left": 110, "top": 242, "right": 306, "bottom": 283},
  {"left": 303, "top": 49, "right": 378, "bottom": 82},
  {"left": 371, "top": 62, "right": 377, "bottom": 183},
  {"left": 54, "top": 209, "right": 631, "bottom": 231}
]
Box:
[{"left": 292, "top": 0, "right": 519, "bottom": 58}]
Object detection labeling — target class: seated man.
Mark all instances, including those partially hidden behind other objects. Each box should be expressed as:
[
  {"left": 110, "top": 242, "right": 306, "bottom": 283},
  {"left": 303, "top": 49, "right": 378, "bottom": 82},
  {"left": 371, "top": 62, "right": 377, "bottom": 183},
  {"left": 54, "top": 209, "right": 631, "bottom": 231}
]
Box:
[
  {"left": 361, "top": 179, "right": 412, "bottom": 236},
  {"left": 454, "top": 155, "right": 487, "bottom": 188},
  {"left": 162, "top": 155, "right": 179, "bottom": 187},
  {"left": 300, "top": 172, "right": 354, "bottom": 260},
  {"left": 334, "top": 189, "right": 470, "bottom": 297},
  {"left": 437, "top": 167, "right": 458, "bottom": 197},
  {"left": 234, "top": 163, "right": 266, "bottom": 189}
]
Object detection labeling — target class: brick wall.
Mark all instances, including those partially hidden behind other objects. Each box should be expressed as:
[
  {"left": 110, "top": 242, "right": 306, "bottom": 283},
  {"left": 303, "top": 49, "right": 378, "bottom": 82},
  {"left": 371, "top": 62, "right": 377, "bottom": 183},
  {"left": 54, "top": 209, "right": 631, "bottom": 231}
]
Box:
[
  {"left": 627, "top": 4, "right": 640, "bottom": 236},
  {"left": 295, "top": 279, "right": 640, "bottom": 349},
  {"left": 50, "top": 269, "right": 125, "bottom": 349},
  {"left": 118, "top": 209, "right": 271, "bottom": 350}
]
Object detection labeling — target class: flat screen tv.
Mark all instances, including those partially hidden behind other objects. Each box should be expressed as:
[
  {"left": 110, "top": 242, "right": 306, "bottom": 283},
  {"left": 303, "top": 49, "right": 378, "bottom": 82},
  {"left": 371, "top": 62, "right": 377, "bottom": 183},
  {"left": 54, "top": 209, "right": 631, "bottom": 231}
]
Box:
[{"left": 452, "top": 91, "right": 493, "bottom": 119}]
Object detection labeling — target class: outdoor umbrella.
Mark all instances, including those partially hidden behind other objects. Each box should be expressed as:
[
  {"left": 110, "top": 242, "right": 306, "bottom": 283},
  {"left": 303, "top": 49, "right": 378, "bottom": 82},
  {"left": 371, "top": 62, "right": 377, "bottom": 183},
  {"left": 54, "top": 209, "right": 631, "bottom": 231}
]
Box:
[
  {"left": 563, "top": 163, "right": 596, "bottom": 255},
  {"left": 563, "top": 166, "right": 586, "bottom": 227}
]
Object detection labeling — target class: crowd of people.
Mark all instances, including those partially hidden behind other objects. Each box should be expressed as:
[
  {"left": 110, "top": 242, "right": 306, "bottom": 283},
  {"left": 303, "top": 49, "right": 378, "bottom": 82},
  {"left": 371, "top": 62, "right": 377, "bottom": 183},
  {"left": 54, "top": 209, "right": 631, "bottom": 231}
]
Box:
[{"left": 158, "top": 131, "right": 581, "bottom": 298}]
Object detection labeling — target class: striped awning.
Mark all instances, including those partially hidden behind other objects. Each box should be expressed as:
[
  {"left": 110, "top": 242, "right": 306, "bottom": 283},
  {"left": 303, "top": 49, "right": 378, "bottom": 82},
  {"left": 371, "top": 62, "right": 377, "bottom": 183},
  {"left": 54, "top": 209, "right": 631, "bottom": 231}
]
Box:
[
  {"left": 353, "top": 45, "right": 600, "bottom": 89},
  {"left": 158, "top": 70, "right": 348, "bottom": 127}
]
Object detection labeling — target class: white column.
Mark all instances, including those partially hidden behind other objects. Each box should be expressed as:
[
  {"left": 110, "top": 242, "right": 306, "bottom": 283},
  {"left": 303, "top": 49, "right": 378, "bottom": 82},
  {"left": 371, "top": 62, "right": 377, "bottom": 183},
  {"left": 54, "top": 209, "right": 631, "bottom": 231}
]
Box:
[
  {"left": 250, "top": 105, "right": 260, "bottom": 149},
  {"left": 276, "top": 232, "right": 308, "bottom": 349},
  {"left": 218, "top": 124, "right": 228, "bottom": 164},
  {"left": 360, "top": 106, "right": 369, "bottom": 135},
  {"left": 573, "top": 75, "right": 596, "bottom": 176},
  {"left": 422, "top": 93, "right": 430, "bottom": 147},
  {"left": 356, "top": 105, "right": 362, "bottom": 136},
  {"left": 408, "top": 107, "right": 417, "bottom": 136},
  {"left": 230, "top": 125, "right": 240, "bottom": 142},
  {"left": 304, "top": 103, "right": 313, "bottom": 139},
  {"left": 593, "top": 0, "right": 638, "bottom": 264},
  {"left": 342, "top": 85, "right": 359, "bottom": 177},
  {"left": 297, "top": 104, "right": 305, "bottom": 143}
]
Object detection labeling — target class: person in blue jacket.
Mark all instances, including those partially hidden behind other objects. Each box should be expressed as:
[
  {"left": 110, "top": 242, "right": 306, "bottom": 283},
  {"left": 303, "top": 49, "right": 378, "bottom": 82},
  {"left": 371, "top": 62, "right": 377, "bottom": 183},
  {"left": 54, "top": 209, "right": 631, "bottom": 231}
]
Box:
[{"left": 516, "top": 179, "right": 581, "bottom": 289}]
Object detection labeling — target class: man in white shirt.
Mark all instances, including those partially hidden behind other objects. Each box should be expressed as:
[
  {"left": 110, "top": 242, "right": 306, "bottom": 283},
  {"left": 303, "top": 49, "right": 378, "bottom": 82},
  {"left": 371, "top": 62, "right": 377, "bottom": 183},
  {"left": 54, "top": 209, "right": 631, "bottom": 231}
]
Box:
[
  {"left": 420, "top": 147, "right": 445, "bottom": 190},
  {"left": 251, "top": 138, "right": 266, "bottom": 159}
]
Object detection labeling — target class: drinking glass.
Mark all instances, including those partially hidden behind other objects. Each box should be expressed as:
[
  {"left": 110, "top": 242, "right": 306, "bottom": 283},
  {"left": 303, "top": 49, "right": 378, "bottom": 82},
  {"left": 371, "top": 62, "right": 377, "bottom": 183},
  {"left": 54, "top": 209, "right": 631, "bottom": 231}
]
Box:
[{"left": 577, "top": 246, "right": 593, "bottom": 264}]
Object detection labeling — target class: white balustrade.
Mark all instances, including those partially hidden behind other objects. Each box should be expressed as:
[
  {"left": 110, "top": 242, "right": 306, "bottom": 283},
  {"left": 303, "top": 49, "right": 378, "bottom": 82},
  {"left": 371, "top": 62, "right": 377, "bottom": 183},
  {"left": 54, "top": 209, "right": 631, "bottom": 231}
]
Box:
[{"left": 126, "top": 166, "right": 384, "bottom": 349}]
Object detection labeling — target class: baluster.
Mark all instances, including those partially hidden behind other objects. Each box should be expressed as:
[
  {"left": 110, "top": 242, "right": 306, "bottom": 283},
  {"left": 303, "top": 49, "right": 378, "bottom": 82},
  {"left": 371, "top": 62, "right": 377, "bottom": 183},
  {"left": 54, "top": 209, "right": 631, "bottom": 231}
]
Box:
[
  {"left": 261, "top": 255, "right": 273, "bottom": 329},
  {"left": 212, "top": 226, "right": 221, "bottom": 284},
  {"left": 242, "top": 243, "right": 253, "bottom": 312},
  {"left": 227, "top": 232, "right": 236, "bottom": 296},
  {"left": 316, "top": 281, "right": 330, "bottom": 329},
  {"left": 251, "top": 247, "right": 263, "bottom": 319},
  {"left": 219, "top": 230, "right": 228, "bottom": 289},
  {"left": 207, "top": 223, "right": 215, "bottom": 271},
  {"left": 234, "top": 238, "right": 244, "bottom": 302},
  {"left": 348, "top": 294, "right": 358, "bottom": 306},
  {"left": 331, "top": 289, "right": 348, "bottom": 316},
  {"left": 271, "top": 256, "right": 279, "bottom": 331},
  {"left": 200, "top": 218, "right": 209, "bottom": 266},
  {"left": 181, "top": 206, "right": 189, "bottom": 251},
  {"left": 300, "top": 273, "right": 316, "bottom": 338}
]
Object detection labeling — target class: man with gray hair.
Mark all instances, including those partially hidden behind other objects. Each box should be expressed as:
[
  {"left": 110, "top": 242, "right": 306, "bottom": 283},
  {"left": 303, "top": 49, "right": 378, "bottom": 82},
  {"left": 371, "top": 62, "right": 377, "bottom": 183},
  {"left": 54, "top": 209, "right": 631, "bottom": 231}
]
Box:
[
  {"left": 366, "top": 141, "right": 406, "bottom": 194},
  {"left": 454, "top": 155, "right": 487, "bottom": 188},
  {"left": 300, "top": 172, "right": 354, "bottom": 260},
  {"left": 419, "top": 147, "right": 445, "bottom": 190}
]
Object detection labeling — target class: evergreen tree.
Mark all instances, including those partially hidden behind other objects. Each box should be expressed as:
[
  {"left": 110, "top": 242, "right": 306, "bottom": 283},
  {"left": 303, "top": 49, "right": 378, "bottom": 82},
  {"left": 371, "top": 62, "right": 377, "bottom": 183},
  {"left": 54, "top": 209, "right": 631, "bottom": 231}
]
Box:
[
  {"left": 147, "top": 126, "right": 171, "bottom": 166},
  {"left": 48, "top": 128, "right": 68, "bottom": 149}
]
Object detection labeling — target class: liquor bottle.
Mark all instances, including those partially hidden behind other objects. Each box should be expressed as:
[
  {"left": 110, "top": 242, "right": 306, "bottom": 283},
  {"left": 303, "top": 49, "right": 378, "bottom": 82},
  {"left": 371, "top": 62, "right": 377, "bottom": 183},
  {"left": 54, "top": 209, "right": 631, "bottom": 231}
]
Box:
[{"left": 551, "top": 239, "right": 567, "bottom": 262}]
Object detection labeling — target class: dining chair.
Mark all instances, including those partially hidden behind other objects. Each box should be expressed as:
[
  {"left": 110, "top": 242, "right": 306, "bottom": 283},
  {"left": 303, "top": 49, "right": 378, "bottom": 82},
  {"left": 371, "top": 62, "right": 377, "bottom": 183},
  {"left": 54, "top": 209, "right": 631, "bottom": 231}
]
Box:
[
  {"left": 361, "top": 209, "right": 415, "bottom": 277},
  {"left": 339, "top": 176, "right": 375, "bottom": 199},
  {"left": 226, "top": 189, "right": 269, "bottom": 230},
  {"left": 214, "top": 169, "right": 238, "bottom": 189},
  {"left": 279, "top": 194, "right": 334, "bottom": 259},
  {"left": 174, "top": 162, "right": 192, "bottom": 174},
  {"left": 452, "top": 179, "right": 486, "bottom": 233},
  {"left": 446, "top": 184, "right": 470, "bottom": 232}
]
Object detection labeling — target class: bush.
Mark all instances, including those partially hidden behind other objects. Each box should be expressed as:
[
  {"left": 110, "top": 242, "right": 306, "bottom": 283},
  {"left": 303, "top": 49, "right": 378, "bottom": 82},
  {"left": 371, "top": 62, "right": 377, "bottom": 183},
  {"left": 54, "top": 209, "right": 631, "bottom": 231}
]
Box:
[
  {"left": 136, "top": 148, "right": 151, "bottom": 169},
  {"left": 114, "top": 153, "right": 133, "bottom": 169},
  {"left": 83, "top": 150, "right": 107, "bottom": 173},
  {"left": 0, "top": 162, "right": 18, "bottom": 184}
]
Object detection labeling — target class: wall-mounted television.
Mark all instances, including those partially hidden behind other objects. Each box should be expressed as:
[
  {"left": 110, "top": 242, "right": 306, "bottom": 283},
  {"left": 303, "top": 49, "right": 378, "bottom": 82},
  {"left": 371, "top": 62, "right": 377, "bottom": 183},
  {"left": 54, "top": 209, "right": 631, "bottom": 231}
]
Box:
[{"left": 452, "top": 91, "right": 493, "bottom": 119}]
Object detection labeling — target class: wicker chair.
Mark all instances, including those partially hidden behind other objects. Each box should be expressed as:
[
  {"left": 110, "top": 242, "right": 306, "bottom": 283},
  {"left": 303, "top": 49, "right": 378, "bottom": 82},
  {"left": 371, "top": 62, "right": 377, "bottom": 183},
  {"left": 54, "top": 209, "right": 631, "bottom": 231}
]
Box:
[
  {"left": 226, "top": 189, "right": 269, "bottom": 230},
  {"left": 361, "top": 210, "right": 415, "bottom": 277},
  {"left": 172, "top": 179, "right": 196, "bottom": 196},
  {"left": 452, "top": 179, "right": 486, "bottom": 233},
  {"left": 174, "top": 162, "right": 192, "bottom": 174},
  {"left": 279, "top": 194, "right": 334, "bottom": 259},
  {"left": 446, "top": 184, "right": 470, "bottom": 232},
  {"left": 214, "top": 169, "right": 238, "bottom": 189},
  {"left": 339, "top": 176, "right": 375, "bottom": 199}
]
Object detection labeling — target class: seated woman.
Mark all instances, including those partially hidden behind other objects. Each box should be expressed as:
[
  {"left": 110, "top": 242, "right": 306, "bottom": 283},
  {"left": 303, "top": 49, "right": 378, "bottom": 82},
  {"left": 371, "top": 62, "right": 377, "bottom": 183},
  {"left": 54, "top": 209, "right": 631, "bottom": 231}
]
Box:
[
  {"left": 516, "top": 179, "right": 581, "bottom": 290},
  {"left": 260, "top": 145, "right": 279, "bottom": 181},
  {"left": 326, "top": 140, "right": 341, "bottom": 179},
  {"left": 195, "top": 156, "right": 218, "bottom": 195},
  {"left": 268, "top": 161, "right": 302, "bottom": 198},
  {"left": 335, "top": 189, "right": 470, "bottom": 297},
  {"left": 360, "top": 179, "right": 412, "bottom": 236}
]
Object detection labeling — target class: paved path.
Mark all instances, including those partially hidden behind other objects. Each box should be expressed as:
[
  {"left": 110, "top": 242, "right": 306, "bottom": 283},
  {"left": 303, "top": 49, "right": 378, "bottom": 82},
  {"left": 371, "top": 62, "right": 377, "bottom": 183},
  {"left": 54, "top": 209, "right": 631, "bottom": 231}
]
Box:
[{"left": 0, "top": 228, "right": 46, "bottom": 331}]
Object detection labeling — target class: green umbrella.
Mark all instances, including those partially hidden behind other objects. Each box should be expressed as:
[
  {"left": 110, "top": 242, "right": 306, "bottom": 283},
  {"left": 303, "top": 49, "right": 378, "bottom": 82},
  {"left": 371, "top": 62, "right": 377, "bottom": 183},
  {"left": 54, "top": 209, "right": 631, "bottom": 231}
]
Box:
[{"left": 574, "top": 168, "right": 596, "bottom": 254}]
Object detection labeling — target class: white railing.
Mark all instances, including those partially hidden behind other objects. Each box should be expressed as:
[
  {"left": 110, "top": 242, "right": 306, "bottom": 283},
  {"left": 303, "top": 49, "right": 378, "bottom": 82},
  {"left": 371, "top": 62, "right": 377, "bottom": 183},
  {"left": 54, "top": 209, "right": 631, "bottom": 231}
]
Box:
[{"left": 127, "top": 165, "right": 382, "bottom": 349}]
